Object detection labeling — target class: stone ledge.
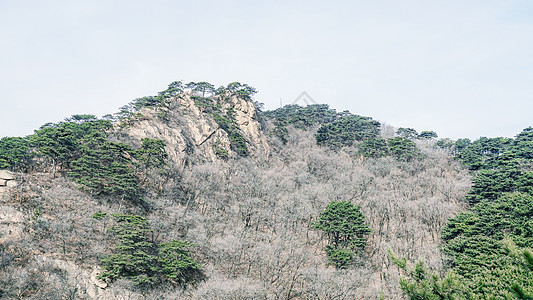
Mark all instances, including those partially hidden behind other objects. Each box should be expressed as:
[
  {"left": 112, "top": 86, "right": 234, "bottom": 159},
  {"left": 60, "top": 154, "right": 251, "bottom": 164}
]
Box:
[
  {"left": 0, "top": 170, "right": 14, "bottom": 180},
  {"left": 0, "top": 170, "right": 17, "bottom": 193}
]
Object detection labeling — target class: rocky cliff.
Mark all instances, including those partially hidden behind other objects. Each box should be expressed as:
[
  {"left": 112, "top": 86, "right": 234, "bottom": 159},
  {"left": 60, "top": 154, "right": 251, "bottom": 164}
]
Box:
[{"left": 116, "top": 92, "right": 269, "bottom": 167}]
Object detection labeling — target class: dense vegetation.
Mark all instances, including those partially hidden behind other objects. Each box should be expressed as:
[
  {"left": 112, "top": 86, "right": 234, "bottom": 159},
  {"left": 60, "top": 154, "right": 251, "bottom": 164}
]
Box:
[
  {"left": 1, "top": 114, "right": 168, "bottom": 205},
  {"left": 394, "top": 128, "right": 533, "bottom": 299},
  {"left": 0, "top": 137, "right": 31, "bottom": 171},
  {"left": 97, "top": 214, "right": 202, "bottom": 287},
  {"left": 263, "top": 101, "right": 533, "bottom": 298},
  {"left": 315, "top": 115, "right": 380, "bottom": 148},
  {"left": 262, "top": 104, "right": 342, "bottom": 130},
  {"left": 0, "top": 80, "right": 531, "bottom": 299},
  {"left": 263, "top": 104, "right": 421, "bottom": 161}
]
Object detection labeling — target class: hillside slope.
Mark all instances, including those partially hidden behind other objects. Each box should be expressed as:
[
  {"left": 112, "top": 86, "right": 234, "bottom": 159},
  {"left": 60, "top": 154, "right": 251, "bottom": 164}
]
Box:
[{"left": 0, "top": 82, "right": 471, "bottom": 299}]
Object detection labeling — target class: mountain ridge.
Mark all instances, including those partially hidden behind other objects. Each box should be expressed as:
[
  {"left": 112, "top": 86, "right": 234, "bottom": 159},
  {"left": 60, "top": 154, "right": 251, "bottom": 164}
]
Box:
[{"left": 1, "top": 81, "right": 531, "bottom": 299}]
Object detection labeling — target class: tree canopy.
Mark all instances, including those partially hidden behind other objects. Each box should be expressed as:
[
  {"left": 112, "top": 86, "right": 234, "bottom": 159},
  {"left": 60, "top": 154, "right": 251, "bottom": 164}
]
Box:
[
  {"left": 0, "top": 136, "right": 31, "bottom": 171},
  {"left": 312, "top": 201, "right": 371, "bottom": 268},
  {"left": 262, "top": 104, "right": 340, "bottom": 130},
  {"left": 316, "top": 115, "right": 381, "bottom": 148},
  {"left": 0, "top": 114, "right": 169, "bottom": 205},
  {"left": 99, "top": 214, "right": 202, "bottom": 288},
  {"left": 387, "top": 137, "right": 421, "bottom": 162}
]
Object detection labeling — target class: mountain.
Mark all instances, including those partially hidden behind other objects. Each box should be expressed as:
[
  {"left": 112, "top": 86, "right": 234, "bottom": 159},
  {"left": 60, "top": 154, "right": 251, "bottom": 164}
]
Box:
[
  {"left": 119, "top": 90, "right": 269, "bottom": 165},
  {"left": 0, "top": 81, "right": 531, "bottom": 299}
]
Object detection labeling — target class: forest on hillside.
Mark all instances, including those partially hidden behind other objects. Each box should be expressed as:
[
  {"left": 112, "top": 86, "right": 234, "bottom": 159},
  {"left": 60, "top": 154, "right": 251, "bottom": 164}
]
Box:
[{"left": 0, "top": 81, "right": 531, "bottom": 299}]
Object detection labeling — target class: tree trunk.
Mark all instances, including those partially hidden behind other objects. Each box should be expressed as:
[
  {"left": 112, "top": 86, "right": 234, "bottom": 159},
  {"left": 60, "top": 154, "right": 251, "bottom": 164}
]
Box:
[{"left": 52, "top": 159, "right": 57, "bottom": 179}]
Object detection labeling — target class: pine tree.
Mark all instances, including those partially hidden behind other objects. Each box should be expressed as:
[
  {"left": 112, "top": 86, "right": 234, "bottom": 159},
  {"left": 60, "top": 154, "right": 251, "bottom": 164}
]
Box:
[{"left": 312, "top": 201, "right": 371, "bottom": 268}]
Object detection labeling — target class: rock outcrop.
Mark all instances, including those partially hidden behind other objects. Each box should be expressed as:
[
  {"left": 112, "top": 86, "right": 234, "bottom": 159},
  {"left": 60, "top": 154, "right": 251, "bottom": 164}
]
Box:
[
  {"left": 0, "top": 170, "right": 17, "bottom": 197},
  {"left": 34, "top": 256, "right": 142, "bottom": 300},
  {"left": 0, "top": 170, "right": 15, "bottom": 185},
  {"left": 118, "top": 92, "right": 269, "bottom": 167}
]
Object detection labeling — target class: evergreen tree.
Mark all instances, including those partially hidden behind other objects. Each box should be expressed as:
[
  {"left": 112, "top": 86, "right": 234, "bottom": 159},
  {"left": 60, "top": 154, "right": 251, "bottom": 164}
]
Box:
[
  {"left": 262, "top": 104, "right": 340, "bottom": 130},
  {"left": 387, "top": 137, "right": 421, "bottom": 162},
  {"left": 100, "top": 214, "right": 202, "bottom": 288},
  {"left": 389, "top": 250, "right": 469, "bottom": 300},
  {"left": 357, "top": 138, "right": 389, "bottom": 158},
  {"left": 312, "top": 201, "right": 371, "bottom": 268},
  {"left": 316, "top": 115, "right": 380, "bottom": 148},
  {"left": 0, "top": 136, "right": 31, "bottom": 171},
  {"left": 396, "top": 127, "right": 418, "bottom": 139},
  {"left": 100, "top": 214, "right": 159, "bottom": 286},
  {"left": 69, "top": 139, "right": 142, "bottom": 203},
  {"left": 134, "top": 138, "right": 168, "bottom": 169},
  {"left": 417, "top": 131, "right": 438, "bottom": 139}
]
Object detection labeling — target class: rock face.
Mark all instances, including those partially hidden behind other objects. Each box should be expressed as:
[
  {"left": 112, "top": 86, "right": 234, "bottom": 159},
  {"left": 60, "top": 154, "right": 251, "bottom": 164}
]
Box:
[
  {"left": 0, "top": 170, "right": 15, "bottom": 180},
  {"left": 0, "top": 170, "right": 17, "bottom": 195},
  {"left": 119, "top": 92, "right": 269, "bottom": 167},
  {"left": 35, "top": 256, "right": 140, "bottom": 300}
]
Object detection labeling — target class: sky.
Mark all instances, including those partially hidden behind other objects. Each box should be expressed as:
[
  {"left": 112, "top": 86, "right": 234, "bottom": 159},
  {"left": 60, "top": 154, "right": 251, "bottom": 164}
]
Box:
[{"left": 1, "top": 0, "right": 533, "bottom": 140}]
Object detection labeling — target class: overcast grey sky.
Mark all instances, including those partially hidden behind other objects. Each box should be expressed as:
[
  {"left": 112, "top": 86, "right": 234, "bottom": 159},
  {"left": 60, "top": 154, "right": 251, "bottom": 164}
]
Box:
[{"left": 1, "top": 0, "right": 532, "bottom": 139}]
